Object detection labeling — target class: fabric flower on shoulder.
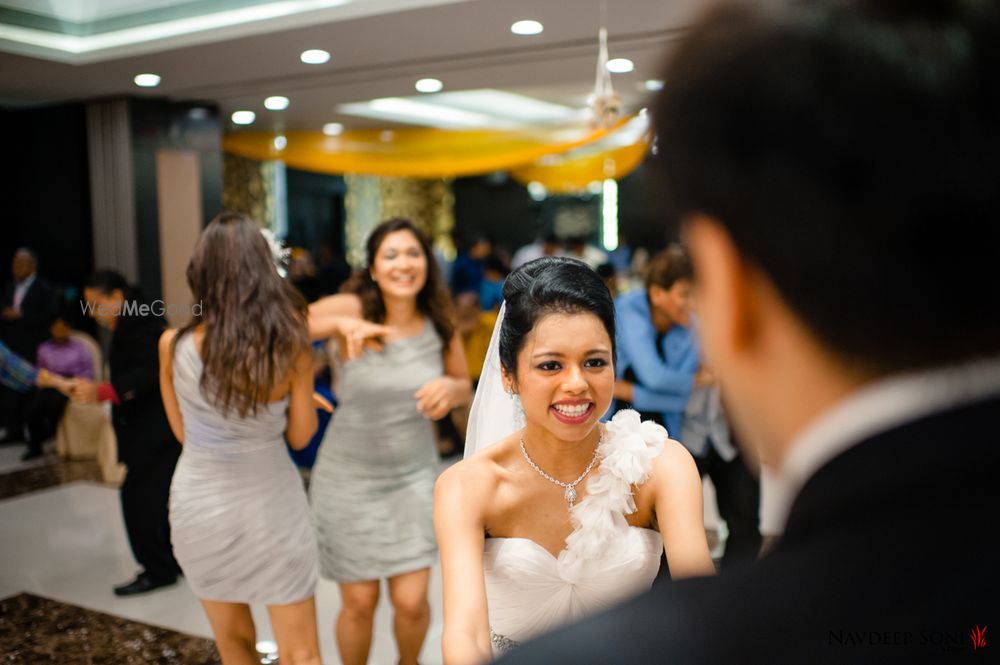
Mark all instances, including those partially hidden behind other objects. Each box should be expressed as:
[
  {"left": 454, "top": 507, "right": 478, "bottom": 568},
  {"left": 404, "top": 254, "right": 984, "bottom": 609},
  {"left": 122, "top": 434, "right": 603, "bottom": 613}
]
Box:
[
  {"left": 559, "top": 409, "right": 667, "bottom": 571},
  {"left": 600, "top": 410, "right": 666, "bottom": 487}
]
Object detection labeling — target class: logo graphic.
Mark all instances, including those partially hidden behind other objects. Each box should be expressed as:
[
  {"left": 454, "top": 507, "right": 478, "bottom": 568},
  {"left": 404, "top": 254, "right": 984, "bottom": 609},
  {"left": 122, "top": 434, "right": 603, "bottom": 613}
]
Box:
[{"left": 970, "top": 625, "right": 987, "bottom": 650}]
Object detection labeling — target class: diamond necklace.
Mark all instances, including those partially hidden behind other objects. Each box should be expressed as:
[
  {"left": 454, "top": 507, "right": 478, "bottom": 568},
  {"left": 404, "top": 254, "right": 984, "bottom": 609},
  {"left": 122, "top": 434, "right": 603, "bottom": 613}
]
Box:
[{"left": 519, "top": 431, "right": 601, "bottom": 507}]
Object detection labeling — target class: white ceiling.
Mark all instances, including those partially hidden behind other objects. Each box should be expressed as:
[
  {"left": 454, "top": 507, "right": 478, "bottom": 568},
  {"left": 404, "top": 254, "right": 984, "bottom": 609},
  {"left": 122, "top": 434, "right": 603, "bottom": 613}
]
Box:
[
  {"left": 0, "top": 0, "right": 708, "bottom": 133},
  {"left": 1, "top": 0, "right": 187, "bottom": 22}
]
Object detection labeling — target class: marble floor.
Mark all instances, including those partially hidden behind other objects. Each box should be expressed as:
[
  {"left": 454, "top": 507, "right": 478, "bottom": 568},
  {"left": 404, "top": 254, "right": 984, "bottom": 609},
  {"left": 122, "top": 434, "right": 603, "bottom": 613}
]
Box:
[
  {"left": 0, "top": 443, "right": 446, "bottom": 665},
  {"left": 0, "top": 438, "right": 776, "bottom": 664}
]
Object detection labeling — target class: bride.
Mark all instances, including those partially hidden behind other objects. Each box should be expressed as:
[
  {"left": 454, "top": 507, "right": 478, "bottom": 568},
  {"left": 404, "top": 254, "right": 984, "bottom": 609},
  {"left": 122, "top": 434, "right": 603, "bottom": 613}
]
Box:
[{"left": 434, "top": 257, "right": 715, "bottom": 664}]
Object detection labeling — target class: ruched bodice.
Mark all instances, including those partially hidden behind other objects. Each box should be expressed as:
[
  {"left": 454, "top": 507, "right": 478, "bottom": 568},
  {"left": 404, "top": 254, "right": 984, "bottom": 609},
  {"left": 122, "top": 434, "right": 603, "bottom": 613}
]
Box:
[
  {"left": 484, "top": 527, "right": 661, "bottom": 645},
  {"left": 484, "top": 410, "right": 669, "bottom": 654},
  {"left": 310, "top": 319, "right": 444, "bottom": 581}
]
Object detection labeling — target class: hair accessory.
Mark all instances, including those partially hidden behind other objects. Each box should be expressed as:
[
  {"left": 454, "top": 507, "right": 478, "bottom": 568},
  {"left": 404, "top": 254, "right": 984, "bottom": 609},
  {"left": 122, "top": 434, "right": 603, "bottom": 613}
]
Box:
[{"left": 260, "top": 227, "right": 290, "bottom": 277}]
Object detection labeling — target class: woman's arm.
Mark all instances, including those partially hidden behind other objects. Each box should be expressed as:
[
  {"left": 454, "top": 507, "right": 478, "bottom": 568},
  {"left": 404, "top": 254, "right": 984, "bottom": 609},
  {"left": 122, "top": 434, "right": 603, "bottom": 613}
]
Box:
[
  {"left": 158, "top": 329, "right": 185, "bottom": 444},
  {"left": 651, "top": 441, "right": 716, "bottom": 578},
  {"left": 308, "top": 294, "right": 362, "bottom": 340},
  {"left": 415, "top": 332, "right": 473, "bottom": 420},
  {"left": 435, "top": 463, "right": 492, "bottom": 665},
  {"left": 308, "top": 293, "right": 391, "bottom": 359},
  {"left": 285, "top": 346, "right": 319, "bottom": 449}
]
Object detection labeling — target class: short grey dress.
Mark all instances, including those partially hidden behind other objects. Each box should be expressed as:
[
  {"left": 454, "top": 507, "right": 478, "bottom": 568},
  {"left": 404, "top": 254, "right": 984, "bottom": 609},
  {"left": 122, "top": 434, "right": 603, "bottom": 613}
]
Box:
[
  {"left": 310, "top": 319, "right": 443, "bottom": 582},
  {"left": 168, "top": 333, "right": 317, "bottom": 604}
]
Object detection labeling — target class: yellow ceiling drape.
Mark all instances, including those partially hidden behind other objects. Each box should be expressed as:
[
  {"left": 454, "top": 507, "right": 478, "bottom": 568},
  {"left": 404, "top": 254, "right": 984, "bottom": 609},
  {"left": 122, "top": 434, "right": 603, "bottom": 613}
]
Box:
[
  {"left": 222, "top": 116, "right": 650, "bottom": 185},
  {"left": 509, "top": 138, "right": 650, "bottom": 194}
]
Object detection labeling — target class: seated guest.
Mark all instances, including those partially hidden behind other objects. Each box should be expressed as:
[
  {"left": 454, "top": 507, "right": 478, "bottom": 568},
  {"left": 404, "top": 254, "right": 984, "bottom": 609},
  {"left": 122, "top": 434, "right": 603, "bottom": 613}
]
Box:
[
  {"left": 22, "top": 317, "right": 95, "bottom": 460},
  {"left": 500, "top": 1, "right": 999, "bottom": 662},
  {"left": 0, "top": 248, "right": 57, "bottom": 443},
  {"left": 0, "top": 340, "right": 71, "bottom": 410}
]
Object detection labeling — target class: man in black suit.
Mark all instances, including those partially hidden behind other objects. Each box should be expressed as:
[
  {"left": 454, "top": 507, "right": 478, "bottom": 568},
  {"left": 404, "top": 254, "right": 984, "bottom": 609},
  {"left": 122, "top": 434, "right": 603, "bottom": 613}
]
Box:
[
  {"left": 501, "top": 1, "right": 999, "bottom": 662},
  {"left": 0, "top": 248, "right": 58, "bottom": 443},
  {"left": 71, "top": 270, "right": 182, "bottom": 596}
]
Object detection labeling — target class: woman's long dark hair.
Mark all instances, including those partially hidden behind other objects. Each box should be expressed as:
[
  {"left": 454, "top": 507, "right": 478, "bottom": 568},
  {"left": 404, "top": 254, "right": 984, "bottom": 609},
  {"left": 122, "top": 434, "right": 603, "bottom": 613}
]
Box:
[
  {"left": 341, "top": 218, "right": 455, "bottom": 347},
  {"left": 177, "top": 212, "right": 309, "bottom": 418}
]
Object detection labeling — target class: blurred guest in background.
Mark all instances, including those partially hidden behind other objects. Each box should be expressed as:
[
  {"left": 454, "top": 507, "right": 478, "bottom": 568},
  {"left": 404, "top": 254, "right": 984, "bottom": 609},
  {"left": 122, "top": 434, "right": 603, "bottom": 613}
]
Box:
[
  {"left": 454, "top": 291, "right": 498, "bottom": 387},
  {"left": 479, "top": 253, "right": 509, "bottom": 312},
  {"left": 564, "top": 236, "right": 608, "bottom": 270},
  {"left": 0, "top": 340, "right": 71, "bottom": 400},
  {"left": 614, "top": 246, "right": 760, "bottom": 570},
  {"left": 596, "top": 262, "right": 619, "bottom": 298},
  {"left": 449, "top": 233, "right": 491, "bottom": 296},
  {"left": 511, "top": 233, "right": 562, "bottom": 269},
  {"left": 21, "top": 316, "right": 94, "bottom": 460},
  {"left": 72, "top": 270, "right": 182, "bottom": 596},
  {"left": 0, "top": 248, "right": 57, "bottom": 443},
  {"left": 309, "top": 218, "right": 471, "bottom": 665},
  {"left": 288, "top": 247, "right": 322, "bottom": 303}
]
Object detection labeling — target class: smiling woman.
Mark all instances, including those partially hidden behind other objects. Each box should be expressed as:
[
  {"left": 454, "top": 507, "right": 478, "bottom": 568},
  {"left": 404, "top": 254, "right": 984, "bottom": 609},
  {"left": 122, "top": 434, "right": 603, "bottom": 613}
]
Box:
[
  {"left": 434, "top": 257, "right": 715, "bottom": 665},
  {"left": 305, "top": 218, "right": 471, "bottom": 665}
]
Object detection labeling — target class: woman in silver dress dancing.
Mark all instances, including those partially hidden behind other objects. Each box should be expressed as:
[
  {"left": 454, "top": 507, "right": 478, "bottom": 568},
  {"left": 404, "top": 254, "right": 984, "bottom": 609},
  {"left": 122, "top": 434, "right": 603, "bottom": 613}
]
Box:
[
  {"left": 309, "top": 218, "right": 472, "bottom": 665},
  {"left": 160, "top": 213, "right": 321, "bottom": 665}
]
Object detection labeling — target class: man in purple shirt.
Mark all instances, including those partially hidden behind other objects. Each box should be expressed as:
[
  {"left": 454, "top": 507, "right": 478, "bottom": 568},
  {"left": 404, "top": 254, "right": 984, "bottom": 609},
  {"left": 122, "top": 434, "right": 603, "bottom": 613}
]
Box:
[{"left": 22, "top": 317, "right": 94, "bottom": 460}]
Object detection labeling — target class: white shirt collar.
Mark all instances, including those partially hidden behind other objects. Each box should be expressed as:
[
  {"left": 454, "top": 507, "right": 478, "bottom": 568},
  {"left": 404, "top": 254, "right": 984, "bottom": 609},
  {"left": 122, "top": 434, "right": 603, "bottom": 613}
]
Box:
[{"left": 770, "top": 356, "right": 1000, "bottom": 531}]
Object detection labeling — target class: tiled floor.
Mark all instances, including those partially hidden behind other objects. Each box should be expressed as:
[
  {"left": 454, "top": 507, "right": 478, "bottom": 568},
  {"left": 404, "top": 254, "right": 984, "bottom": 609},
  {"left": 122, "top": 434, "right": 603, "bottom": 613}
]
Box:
[
  {"left": 0, "top": 447, "right": 446, "bottom": 665},
  {"left": 0, "top": 440, "right": 774, "bottom": 664}
]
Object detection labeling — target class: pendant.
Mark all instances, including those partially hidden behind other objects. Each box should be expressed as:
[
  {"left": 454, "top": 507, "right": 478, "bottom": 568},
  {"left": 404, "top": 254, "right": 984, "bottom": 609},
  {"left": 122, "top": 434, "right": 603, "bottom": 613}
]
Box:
[{"left": 564, "top": 486, "right": 577, "bottom": 505}]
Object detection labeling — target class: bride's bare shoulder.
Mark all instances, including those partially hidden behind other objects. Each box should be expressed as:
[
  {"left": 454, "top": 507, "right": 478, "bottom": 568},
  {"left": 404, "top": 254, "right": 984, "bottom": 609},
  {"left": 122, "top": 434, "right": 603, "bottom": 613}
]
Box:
[
  {"left": 649, "top": 436, "right": 702, "bottom": 489},
  {"left": 435, "top": 435, "right": 518, "bottom": 503}
]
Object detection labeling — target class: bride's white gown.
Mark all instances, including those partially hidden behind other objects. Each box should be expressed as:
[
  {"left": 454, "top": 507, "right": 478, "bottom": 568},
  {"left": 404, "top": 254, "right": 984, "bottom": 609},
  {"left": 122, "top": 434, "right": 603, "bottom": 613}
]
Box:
[{"left": 483, "top": 410, "right": 667, "bottom": 655}]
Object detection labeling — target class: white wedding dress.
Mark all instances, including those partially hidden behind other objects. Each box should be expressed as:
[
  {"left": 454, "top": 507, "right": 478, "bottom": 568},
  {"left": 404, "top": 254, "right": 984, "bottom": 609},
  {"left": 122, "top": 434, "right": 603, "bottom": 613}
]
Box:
[{"left": 483, "top": 410, "right": 666, "bottom": 655}]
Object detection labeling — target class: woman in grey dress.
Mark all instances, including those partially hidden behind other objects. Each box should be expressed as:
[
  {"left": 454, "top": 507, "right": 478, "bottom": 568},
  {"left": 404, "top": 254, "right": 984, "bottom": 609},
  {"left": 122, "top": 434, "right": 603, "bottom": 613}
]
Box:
[
  {"left": 160, "top": 213, "right": 321, "bottom": 665},
  {"left": 309, "top": 218, "right": 472, "bottom": 665}
]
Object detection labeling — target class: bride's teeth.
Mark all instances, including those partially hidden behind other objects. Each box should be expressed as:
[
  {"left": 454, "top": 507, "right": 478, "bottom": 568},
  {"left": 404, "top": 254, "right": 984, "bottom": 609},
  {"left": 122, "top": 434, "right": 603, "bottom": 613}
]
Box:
[{"left": 554, "top": 404, "right": 589, "bottom": 416}]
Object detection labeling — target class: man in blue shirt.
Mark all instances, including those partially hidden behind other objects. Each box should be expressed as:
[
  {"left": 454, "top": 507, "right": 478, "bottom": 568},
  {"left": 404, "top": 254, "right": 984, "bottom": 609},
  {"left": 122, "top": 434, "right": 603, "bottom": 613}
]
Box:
[{"left": 614, "top": 246, "right": 760, "bottom": 570}]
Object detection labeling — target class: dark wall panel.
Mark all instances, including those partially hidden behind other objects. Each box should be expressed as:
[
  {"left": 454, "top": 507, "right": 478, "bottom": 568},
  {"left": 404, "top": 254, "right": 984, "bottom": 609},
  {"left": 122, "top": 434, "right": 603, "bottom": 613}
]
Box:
[{"left": 1, "top": 104, "right": 92, "bottom": 293}]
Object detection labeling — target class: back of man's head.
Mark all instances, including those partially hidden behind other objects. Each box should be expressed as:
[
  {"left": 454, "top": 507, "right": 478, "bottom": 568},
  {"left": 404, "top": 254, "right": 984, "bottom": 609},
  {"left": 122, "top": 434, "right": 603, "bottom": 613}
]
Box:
[{"left": 654, "top": 0, "right": 1000, "bottom": 374}]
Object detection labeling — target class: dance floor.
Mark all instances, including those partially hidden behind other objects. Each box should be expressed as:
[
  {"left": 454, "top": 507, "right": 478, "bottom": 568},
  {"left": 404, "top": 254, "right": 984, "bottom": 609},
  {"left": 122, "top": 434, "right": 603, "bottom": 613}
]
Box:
[
  {"left": 0, "top": 440, "right": 777, "bottom": 663},
  {"left": 0, "top": 444, "right": 446, "bottom": 664}
]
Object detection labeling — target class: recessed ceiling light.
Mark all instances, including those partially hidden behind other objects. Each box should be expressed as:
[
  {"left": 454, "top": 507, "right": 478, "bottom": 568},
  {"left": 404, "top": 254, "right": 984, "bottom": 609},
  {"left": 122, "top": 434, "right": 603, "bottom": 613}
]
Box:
[
  {"left": 300, "top": 49, "right": 330, "bottom": 64},
  {"left": 644, "top": 79, "right": 664, "bottom": 91},
  {"left": 323, "top": 122, "right": 344, "bottom": 135},
  {"left": 264, "top": 96, "right": 290, "bottom": 110},
  {"left": 415, "top": 78, "right": 443, "bottom": 93},
  {"left": 606, "top": 58, "right": 634, "bottom": 73},
  {"left": 231, "top": 110, "right": 256, "bottom": 125},
  {"left": 511, "top": 20, "right": 543, "bottom": 35},
  {"left": 133, "top": 73, "right": 161, "bottom": 87}
]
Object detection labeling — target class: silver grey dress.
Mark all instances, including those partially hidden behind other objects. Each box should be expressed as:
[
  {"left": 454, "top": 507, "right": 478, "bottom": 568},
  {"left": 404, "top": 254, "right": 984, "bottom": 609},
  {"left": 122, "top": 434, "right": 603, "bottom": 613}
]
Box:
[
  {"left": 168, "top": 333, "right": 317, "bottom": 604},
  {"left": 310, "top": 319, "right": 443, "bottom": 582}
]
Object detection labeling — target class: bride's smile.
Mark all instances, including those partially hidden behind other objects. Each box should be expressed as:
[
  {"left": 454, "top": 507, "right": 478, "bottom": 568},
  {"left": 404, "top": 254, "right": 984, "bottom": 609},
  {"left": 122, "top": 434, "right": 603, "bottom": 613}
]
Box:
[{"left": 506, "top": 311, "right": 614, "bottom": 445}]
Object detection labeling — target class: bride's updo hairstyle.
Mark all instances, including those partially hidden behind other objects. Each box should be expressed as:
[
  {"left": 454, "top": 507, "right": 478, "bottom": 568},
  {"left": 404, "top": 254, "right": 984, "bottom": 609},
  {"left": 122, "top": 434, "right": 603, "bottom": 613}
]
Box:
[{"left": 498, "top": 256, "right": 616, "bottom": 376}]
